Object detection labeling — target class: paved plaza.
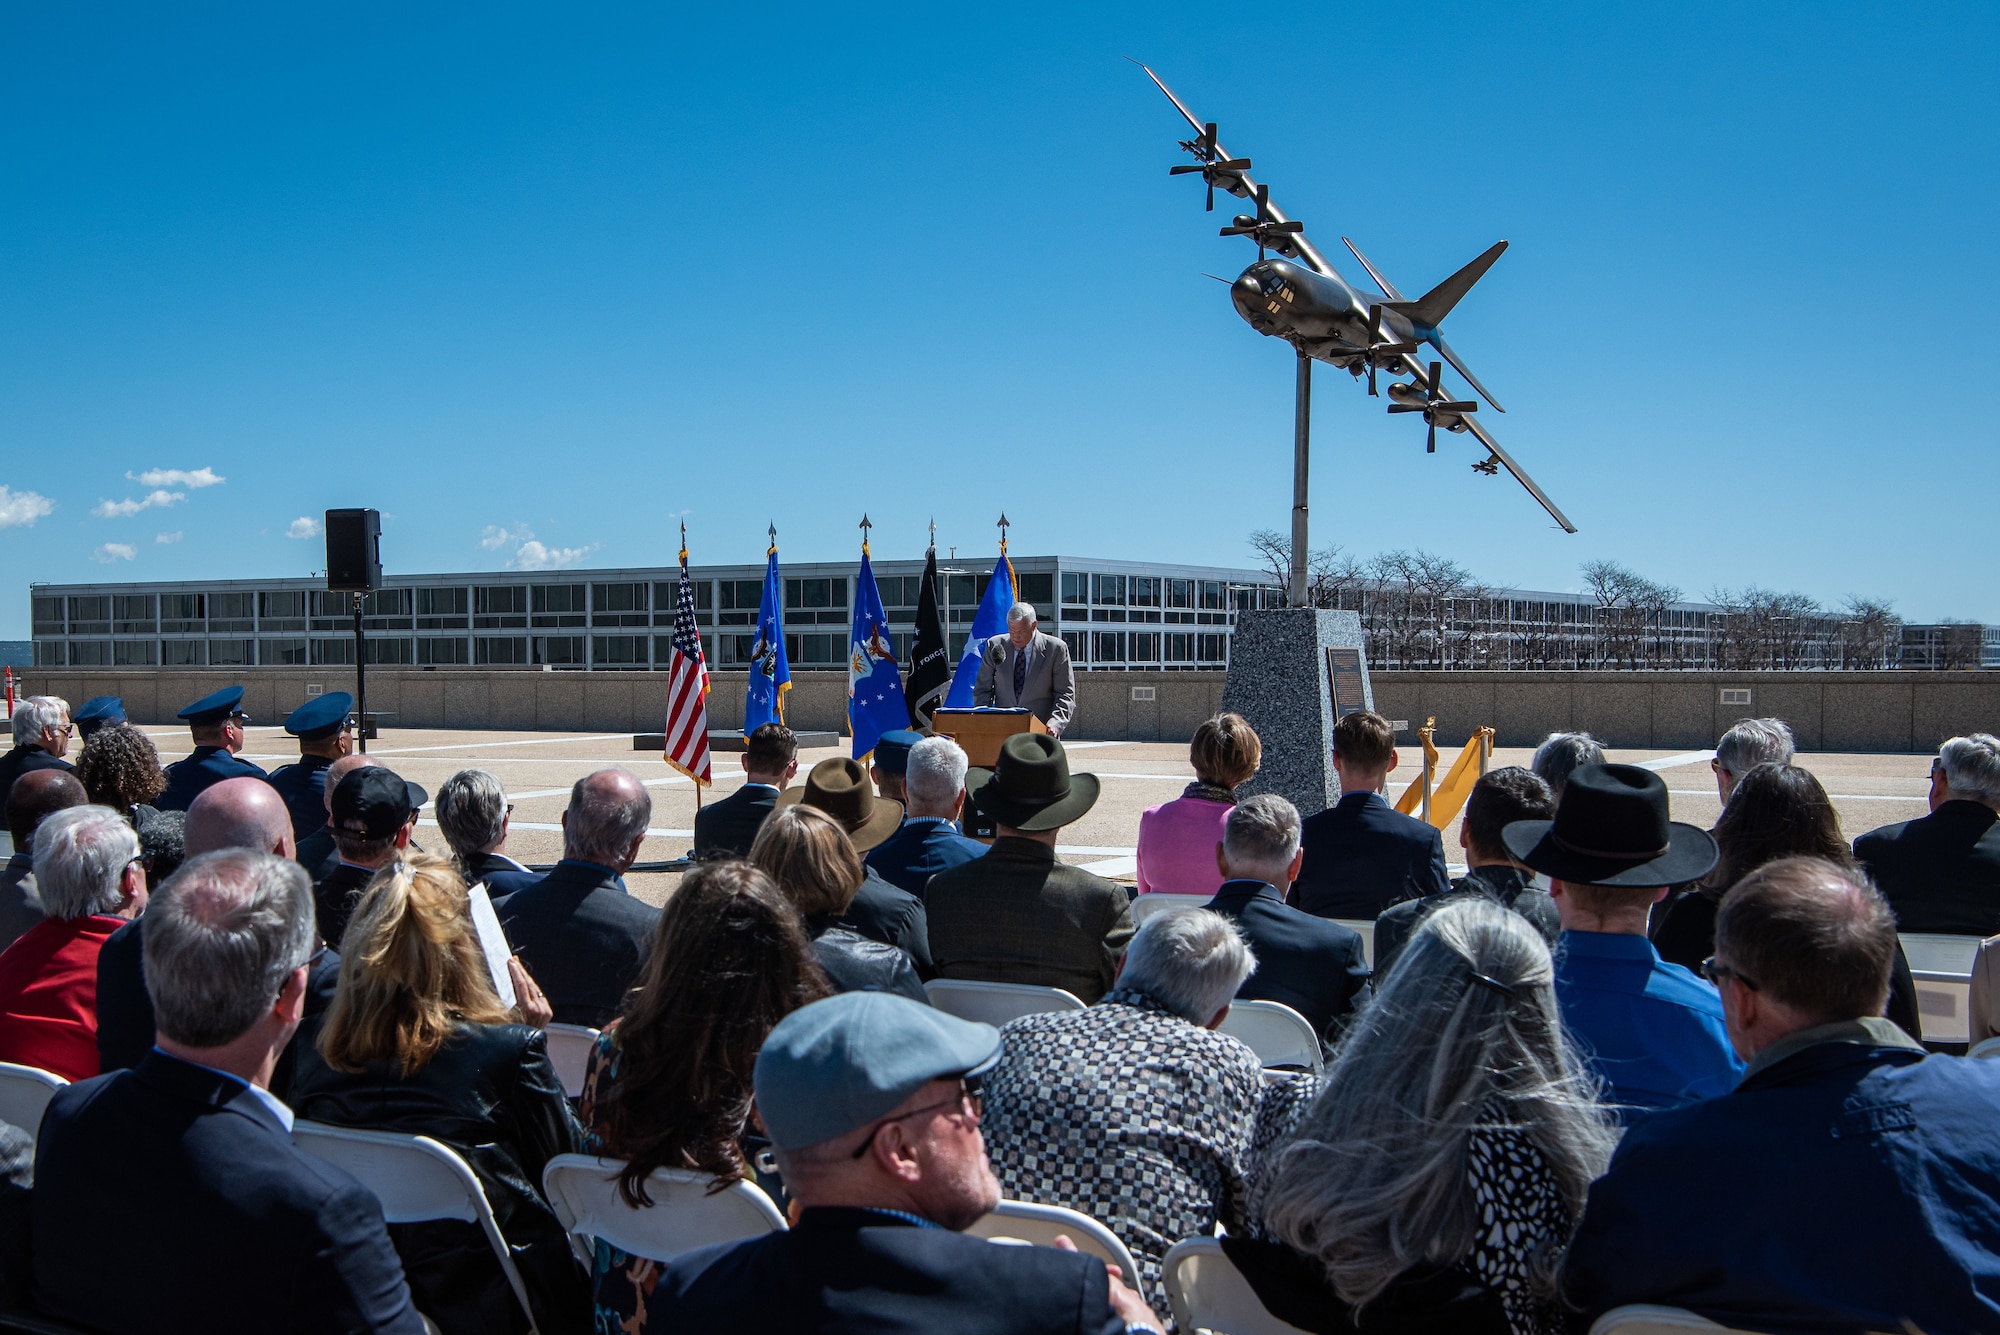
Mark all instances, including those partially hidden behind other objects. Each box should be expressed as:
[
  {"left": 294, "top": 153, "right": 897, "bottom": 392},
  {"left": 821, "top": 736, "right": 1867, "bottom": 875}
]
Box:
[{"left": 107, "top": 724, "right": 1945, "bottom": 908}]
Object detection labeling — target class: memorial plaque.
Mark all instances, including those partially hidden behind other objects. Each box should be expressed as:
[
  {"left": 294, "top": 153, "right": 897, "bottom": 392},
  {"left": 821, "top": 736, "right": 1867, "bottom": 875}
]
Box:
[{"left": 1326, "top": 648, "right": 1368, "bottom": 720}]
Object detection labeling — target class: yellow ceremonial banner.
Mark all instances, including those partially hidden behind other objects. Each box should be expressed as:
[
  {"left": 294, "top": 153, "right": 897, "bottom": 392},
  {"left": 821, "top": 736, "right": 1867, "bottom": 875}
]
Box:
[
  {"left": 1394, "top": 718, "right": 1439, "bottom": 816},
  {"left": 1425, "top": 727, "right": 1496, "bottom": 830}
]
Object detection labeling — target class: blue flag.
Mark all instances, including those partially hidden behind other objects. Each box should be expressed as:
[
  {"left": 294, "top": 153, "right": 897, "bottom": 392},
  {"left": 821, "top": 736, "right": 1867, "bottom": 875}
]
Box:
[
  {"left": 945, "top": 548, "right": 1017, "bottom": 708},
  {"left": 743, "top": 543, "right": 790, "bottom": 732},
  {"left": 848, "top": 547, "right": 910, "bottom": 761}
]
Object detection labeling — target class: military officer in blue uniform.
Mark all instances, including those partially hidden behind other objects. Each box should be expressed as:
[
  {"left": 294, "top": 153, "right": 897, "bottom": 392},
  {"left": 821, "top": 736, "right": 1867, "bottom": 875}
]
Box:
[
  {"left": 266, "top": 692, "right": 354, "bottom": 844},
  {"left": 155, "top": 686, "right": 269, "bottom": 813},
  {"left": 71, "top": 696, "right": 126, "bottom": 742}
]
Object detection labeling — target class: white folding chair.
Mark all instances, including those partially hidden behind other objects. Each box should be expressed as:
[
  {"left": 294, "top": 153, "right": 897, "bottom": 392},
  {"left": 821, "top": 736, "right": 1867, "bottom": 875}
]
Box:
[
  {"left": 541, "top": 1023, "right": 600, "bottom": 1099},
  {"left": 292, "top": 1121, "right": 541, "bottom": 1335},
  {"left": 923, "top": 979, "right": 1087, "bottom": 1026},
  {"left": 1161, "top": 1237, "right": 1312, "bottom": 1335},
  {"left": 965, "top": 1198, "right": 1142, "bottom": 1288},
  {"left": 1331, "top": 919, "right": 1375, "bottom": 970},
  {"left": 1970, "top": 1036, "right": 2000, "bottom": 1060},
  {"left": 1589, "top": 1305, "right": 1752, "bottom": 1334},
  {"left": 1217, "top": 1000, "right": 1323, "bottom": 1075},
  {"left": 1901, "top": 932, "right": 1983, "bottom": 1045},
  {"left": 0, "top": 1062, "right": 67, "bottom": 1136},
  {"left": 1131, "top": 893, "right": 1211, "bottom": 925},
  {"left": 540, "top": 1153, "right": 785, "bottom": 1263}
]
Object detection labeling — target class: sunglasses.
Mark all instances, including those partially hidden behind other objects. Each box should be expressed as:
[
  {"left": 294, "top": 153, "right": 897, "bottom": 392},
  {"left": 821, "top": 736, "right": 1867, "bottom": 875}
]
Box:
[
  {"left": 848, "top": 1075, "right": 985, "bottom": 1159},
  {"left": 1701, "top": 956, "right": 1759, "bottom": 992}
]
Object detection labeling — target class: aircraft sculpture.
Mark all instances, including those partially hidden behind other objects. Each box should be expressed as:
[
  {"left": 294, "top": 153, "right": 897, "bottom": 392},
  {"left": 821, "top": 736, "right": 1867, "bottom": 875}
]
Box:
[{"left": 1138, "top": 65, "right": 1575, "bottom": 598}]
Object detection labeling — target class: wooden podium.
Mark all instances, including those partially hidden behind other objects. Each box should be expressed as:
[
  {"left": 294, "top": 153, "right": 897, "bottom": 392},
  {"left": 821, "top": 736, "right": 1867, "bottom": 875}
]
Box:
[{"left": 932, "top": 708, "right": 1048, "bottom": 767}]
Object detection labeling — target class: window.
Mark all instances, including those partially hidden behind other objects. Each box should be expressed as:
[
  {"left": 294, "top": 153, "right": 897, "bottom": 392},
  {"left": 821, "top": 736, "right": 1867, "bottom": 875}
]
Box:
[
  {"left": 1017, "top": 573, "right": 1054, "bottom": 610},
  {"left": 785, "top": 578, "right": 848, "bottom": 625},
  {"left": 312, "top": 638, "right": 355, "bottom": 666},
  {"left": 1198, "top": 633, "right": 1229, "bottom": 664},
  {"left": 475, "top": 637, "right": 529, "bottom": 665},
  {"left": 1092, "top": 574, "right": 1126, "bottom": 605},
  {"left": 1167, "top": 579, "right": 1194, "bottom": 610},
  {"left": 535, "top": 635, "right": 586, "bottom": 666},
  {"left": 263, "top": 639, "right": 308, "bottom": 666},
  {"left": 114, "top": 640, "right": 158, "bottom": 666},
  {"left": 592, "top": 583, "right": 649, "bottom": 627},
  {"left": 1164, "top": 632, "right": 1196, "bottom": 663},
  {"left": 309, "top": 590, "right": 352, "bottom": 629},
  {"left": 261, "top": 591, "right": 305, "bottom": 619},
  {"left": 475, "top": 586, "right": 529, "bottom": 628},
  {"left": 717, "top": 579, "right": 762, "bottom": 625},
  {"left": 366, "top": 638, "right": 414, "bottom": 665},
  {"left": 68, "top": 641, "right": 110, "bottom": 666},
  {"left": 208, "top": 639, "right": 254, "bottom": 665},
  {"left": 784, "top": 632, "right": 838, "bottom": 665},
  {"left": 654, "top": 580, "right": 713, "bottom": 623},
  {"left": 416, "top": 588, "right": 469, "bottom": 629},
  {"left": 947, "top": 574, "right": 977, "bottom": 610},
  {"left": 1093, "top": 631, "right": 1126, "bottom": 662},
  {"left": 1130, "top": 577, "right": 1160, "bottom": 608},
  {"left": 163, "top": 639, "right": 204, "bottom": 666},
  {"left": 209, "top": 592, "right": 254, "bottom": 634},
  {"left": 417, "top": 637, "right": 470, "bottom": 665},
  {"left": 114, "top": 595, "right": 157, "bottom": 633},
  {"left": 32, "top": 597, "right": 63, "bottom": 634},
  {"left": 1128, "top": 631, "right": 1160, "bottom": 662},
  {"left": 592, "top": 635, "right": 648, "bottom": 668},
  {"left": 66, "top": 596, "right": 109, "bottom": 636},
  {"left": 360, "top": 589, "right": 412, "bottom": 630},
  {"left": 1062, "top": 630, "right": 1087, "bottom": 663},
  {"left": 532, "top": 584, "right": 587, "bottom": 627},
  {"left": 1062, "top": 573, "right": 1087, "bottom": 606},
  {"left": 1199, "top": 580, "right": 1227, "bottom": 611}
]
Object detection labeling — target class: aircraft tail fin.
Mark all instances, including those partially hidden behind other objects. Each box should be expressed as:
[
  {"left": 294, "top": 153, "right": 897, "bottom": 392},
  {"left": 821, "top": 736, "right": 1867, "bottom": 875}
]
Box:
[{"left": 1383, "top": 240, "right": 1507, "bottom": 330}]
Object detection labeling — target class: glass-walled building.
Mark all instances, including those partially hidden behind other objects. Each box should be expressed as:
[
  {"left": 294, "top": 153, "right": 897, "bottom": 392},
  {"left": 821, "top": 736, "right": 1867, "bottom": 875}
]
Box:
[{"left": 28, "top": 556, "right": 1282, "bottom": 673}]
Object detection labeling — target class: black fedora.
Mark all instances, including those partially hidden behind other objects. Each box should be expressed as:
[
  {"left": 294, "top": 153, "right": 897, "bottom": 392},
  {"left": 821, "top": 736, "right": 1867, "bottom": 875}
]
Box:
[
  {"left": 1501, "top": 762, "right": 1718, "bottom": 887},
  {"left": 966, "top": 733, "right": 1100, "bottom": 833}
]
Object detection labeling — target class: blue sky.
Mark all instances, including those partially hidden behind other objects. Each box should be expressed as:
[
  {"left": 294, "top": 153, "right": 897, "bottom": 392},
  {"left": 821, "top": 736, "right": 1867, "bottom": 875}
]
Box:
[{"left": 2, "top": 3, "right": 1996, "bottom": 638}]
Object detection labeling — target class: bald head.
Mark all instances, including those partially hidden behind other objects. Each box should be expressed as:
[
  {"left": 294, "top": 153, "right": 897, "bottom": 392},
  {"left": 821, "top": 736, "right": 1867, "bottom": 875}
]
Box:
[
  {"left": 561, "top": 768, "right": 651, "bottom": 870},
  {"left": 8, "top": 769, "right": 89, "bottom": 851},
  {"left": 321, "top": 754, "right": 378, "bottom": 816},
  {"left": 186, "top": 778, "right": 297, "bottom": 860}
]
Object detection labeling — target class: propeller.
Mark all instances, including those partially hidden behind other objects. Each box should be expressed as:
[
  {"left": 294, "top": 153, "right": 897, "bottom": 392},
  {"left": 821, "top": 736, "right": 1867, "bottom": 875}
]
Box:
[
  {"left": 1219, "top": 184, "right": 1303, "bottom": 260},
  {"left": 1386, "top": 361, "right": 1480, "bottom": 453},
  {"left": 1357, "top": 305, "right": 1419, "bottom": 398},
  {"left": 1168, "top": 122, "right": 1251, "bottom": 212}
]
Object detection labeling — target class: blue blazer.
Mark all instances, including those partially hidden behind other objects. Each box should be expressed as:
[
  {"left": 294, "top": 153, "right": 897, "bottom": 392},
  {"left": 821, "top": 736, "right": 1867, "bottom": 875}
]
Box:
[
  {"left": 1563, "top": 1030, "right": 2000, "bottom": 1331},
  {"left": 267, "top": 753, "right": 334, "bottom": 842},
  {"left": 1203, "top": 880, "right": 1369, "bottom": 1040},
  {"left": 155, "top": 745, "right": 269, "bottom": 813},
  {"left": 866, "top": 817, "right": 988, "bottom": 899},
  {"left": 654, "top": 1206, "right": 1128, "bottom": 1335},
  {"left": 33, "top": 1051, "right": 424, "bottom": 1334},
  {"left": 1290, "top": 792, "right": 1450, "bottom": 921}
]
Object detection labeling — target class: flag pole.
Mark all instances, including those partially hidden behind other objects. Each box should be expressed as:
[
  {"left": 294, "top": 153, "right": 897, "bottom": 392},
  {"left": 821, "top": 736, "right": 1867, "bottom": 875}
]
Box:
[{"left": 684, "top": 517, "right": 703, "bottom": 815}]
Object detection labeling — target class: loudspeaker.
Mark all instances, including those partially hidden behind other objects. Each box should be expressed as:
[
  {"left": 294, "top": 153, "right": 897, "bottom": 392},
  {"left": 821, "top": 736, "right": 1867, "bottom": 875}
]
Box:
[{"left": 325, "top": 509, "right": 382, "bottom": 592}]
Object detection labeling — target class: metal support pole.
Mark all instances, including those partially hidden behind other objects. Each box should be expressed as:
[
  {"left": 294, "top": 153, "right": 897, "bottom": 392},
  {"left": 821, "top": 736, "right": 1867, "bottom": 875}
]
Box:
[
  {"left": 352, "top": 593, "right": 368, "bottom": 754},
  {"left": 1290, "top": 352, "right": 1312, "bottom": 607}
]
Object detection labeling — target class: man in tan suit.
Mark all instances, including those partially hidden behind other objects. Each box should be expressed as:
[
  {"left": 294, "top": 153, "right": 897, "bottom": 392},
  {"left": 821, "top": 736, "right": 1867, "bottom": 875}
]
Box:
[{"left": 972, "top": 603, "right": 1075, "bottom": 738}]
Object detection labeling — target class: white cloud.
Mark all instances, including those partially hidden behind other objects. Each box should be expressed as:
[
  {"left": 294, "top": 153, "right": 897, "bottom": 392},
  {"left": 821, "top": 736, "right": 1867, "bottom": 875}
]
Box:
[
  {"left": 93, "top": 489, "right": 185, "bottom": 518},
  {"left": 155, "top": 531, "right": 183, "bottom": 544},
  {"left": 92, "top": 542, "right": 137, "bottom": 563},
  {"left": 481, "top": 523, "right": 529, "bottom": 551},
  {"left": 509, "top": 539, "right": 598, "bottom": 571},
  {"left": 0, "top": 486, "right": 55, "bottom": 531},
  {"left": 286, "top": 516, "right": 322, "bottom": 539},
  {"left": 127, "top": 466, "right": 225, "bottom": 489}
]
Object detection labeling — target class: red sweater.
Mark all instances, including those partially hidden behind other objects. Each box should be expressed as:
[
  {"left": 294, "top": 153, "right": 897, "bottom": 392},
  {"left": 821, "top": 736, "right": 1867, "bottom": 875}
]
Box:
[{"left": 0, "top": 914, "right": 125, "bottom": 1083}]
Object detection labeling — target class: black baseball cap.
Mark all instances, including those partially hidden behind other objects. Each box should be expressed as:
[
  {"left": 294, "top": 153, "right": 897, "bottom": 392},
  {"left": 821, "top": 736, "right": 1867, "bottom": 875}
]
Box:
[{"left": 331, "top": 766, "right": 428, "bottom": 839}]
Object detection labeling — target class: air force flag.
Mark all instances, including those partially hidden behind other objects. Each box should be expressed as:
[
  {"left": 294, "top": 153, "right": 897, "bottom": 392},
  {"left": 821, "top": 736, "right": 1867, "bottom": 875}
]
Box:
[
  {"left": 945, "top": 548, "right": 1016, "bottom": 708},
  {"left": 743, "top": 540, "right": 790, "bottom": 732},
  {"left": 849, "top": 546, "right": 909, "bottom": 761}
]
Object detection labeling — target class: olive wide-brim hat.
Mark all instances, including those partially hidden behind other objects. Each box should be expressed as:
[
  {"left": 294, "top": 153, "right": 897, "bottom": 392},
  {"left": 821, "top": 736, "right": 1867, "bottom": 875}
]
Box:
[
  {"left": 965, "top": 733, "right": 1101, "bottom": 833},
  {"left": 1502, "top": 762, "right": 1719, "bottom": 887},
  {"left": 774, "top": 757, "right": 906, "bottom": 851}
]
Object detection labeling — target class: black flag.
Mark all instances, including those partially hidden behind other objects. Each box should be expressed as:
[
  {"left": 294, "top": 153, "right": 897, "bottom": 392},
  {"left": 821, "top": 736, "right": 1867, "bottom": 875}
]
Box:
[{"left": 905, "top": 543, "right": 951, "bottom": 731}]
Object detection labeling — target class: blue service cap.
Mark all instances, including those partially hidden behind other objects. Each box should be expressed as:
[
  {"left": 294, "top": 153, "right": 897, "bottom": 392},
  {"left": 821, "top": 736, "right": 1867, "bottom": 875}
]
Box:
[
  {"left": 177, "top": 685, "right": 248, "bottom": 726},
  {"left": 285, "top": 691, "right": 354, "bottom": 739},
  {"left": 872, "top": 729, "right": 923, "bottom": 775},
  {"left": 73, "top": 696, "right": 125, "bottom": 737},
  {"left": 753, "top": 992, "right": 1000, "bottom": 1152}
]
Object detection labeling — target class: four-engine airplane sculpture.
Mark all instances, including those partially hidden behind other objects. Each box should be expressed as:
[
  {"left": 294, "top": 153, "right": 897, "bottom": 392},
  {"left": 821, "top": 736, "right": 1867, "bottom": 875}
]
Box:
[{"left": 1139, "top": 64, "right": 1577, "bottom": 552}]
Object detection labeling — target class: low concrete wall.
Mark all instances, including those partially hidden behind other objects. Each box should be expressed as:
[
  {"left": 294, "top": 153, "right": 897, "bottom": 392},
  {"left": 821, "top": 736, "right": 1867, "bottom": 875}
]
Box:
[{"left": 19, "top": 667, "right": 1999, "bottom": 754}]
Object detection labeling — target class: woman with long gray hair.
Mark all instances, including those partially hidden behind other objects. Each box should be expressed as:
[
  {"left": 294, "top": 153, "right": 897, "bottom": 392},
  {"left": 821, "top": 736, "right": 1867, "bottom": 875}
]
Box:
[{"left": 1230, "top": 898, "right": 1616, "bottom": 1334}]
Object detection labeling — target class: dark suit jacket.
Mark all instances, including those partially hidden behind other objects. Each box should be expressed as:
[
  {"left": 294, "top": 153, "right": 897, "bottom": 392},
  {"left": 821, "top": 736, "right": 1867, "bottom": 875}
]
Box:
[
  {"left": 837, "top": 868, "right": 932, "bottom": 972},
  {"left": 267, "top": 753, "right": 334, "bottom": 843},
  {"left": 499, "top": 859, "right": 659, "bottom": 1028},
  {"left": 866, "top": 817, "right": 987, "bottom": 899},
  {"left": 296, "top": 825, "right": 340, "bottom": 883},
  {"left": 1203, "top": 880, "right": 1368, "bottom": 1040},
  {"left": 1854, "top": 799, "right": 2000, "bottom": 936},
  {"left": 96, "top": 918, "right": 341, "bottom": 1102},
  {"left": 654, "top": 1206, "right": 1126, "bottom": 1335},
  {"left": 314, "top": 861, "right": 382, "bottom": 950},
  {"left": 461, "top": 851, "right": 540, "bottom": 904},
  {"left": 155, "top": 745, "right": 269, "bottom": 813},
  {"left": 33, "top": 1051, "right": 424, "bottom": 1334},
  {"left": 1291, "top": 792, "right": 1450, "bottom": 921},
  {"left": 0, "top": 856, "right": 42, "bottom": 955},
  {"left": 692, "top": 783, "right": 779, "bottom": 860},
  {"left": 925, "top": 837, "right": 1134, "bottom": 1003},
  {"left": 0, "top": 745, "right": 70, "bottom": 816},
  {"left": 1372, "top": 865, "right": 1561, "bottom": 981}
]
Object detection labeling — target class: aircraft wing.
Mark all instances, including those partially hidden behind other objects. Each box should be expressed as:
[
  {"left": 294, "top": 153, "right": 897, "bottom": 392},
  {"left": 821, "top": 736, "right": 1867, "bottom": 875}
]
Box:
[
  {"left": 1460, "top": 413, "right": 1577, "bottom": 533},
  {"left": 1134, "top": 63, "right": 1344, "bottom": 282}
]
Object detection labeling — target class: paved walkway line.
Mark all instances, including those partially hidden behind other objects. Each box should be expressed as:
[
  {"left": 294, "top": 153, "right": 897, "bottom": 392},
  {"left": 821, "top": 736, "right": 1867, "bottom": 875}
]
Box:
[
  {"left": 1636, "top": 750, "right": 1717, "bottom": 771},
  {"left": 373, "top": 734, "right": 630, "bottom": 755}
]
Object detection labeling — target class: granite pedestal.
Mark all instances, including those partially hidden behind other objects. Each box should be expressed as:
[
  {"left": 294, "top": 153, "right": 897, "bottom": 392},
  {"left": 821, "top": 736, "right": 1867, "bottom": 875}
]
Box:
[{"left": 1221, "top": 609, "right": 1372, "bottom": 820}]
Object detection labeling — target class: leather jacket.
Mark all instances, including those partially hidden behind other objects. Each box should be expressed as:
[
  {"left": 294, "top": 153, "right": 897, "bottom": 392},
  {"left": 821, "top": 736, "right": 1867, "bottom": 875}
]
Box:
[
  {"left": 808, "top": 919, "right": 930, "bottom": 1005},
  {"left": 293, "top": 1022, "right": 589, "bottom": 1335}
]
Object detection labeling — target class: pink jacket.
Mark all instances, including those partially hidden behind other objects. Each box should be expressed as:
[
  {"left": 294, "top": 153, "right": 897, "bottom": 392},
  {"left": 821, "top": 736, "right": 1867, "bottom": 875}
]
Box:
[{"left": 1134, "top": 795, "right": 1234, "bottom": 897}]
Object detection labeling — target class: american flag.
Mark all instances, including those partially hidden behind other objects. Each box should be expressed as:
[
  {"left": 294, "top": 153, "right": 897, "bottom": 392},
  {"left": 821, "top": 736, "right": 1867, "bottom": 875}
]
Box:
[{"left": 661, "top": 539, "right": 712, "bottom": 786}]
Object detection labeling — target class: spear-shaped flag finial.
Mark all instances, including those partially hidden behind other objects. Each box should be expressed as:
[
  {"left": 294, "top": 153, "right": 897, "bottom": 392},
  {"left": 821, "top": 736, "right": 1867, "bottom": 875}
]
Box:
[
  {"left": 859, "top": 512, "right": 872, "bottom": 555},
  {"left": 996, "top": 512, "right": 1010, "bottom": 553},
  {"left": 767, "top": 521, "right": 777, "bottom": 553},
  {"left": 928, "top": 517, "right": 936, "bottom": 551}
]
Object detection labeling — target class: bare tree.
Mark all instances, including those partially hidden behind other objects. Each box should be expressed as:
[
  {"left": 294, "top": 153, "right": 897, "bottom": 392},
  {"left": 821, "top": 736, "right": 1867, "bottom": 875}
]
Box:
[
  {"left": 1248, "top": 529, "right": 1292, "bottom": 602},
  {"left": 1838, "top": 597, "right": 1902, "bottom": 670},
  {"left": 1581, "top": 559, "right": 1683, "bottom": 668}
]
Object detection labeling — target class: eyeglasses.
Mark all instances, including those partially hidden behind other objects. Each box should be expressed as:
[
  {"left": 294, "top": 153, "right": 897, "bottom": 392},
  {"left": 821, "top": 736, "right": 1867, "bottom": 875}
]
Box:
[
  {"left": 848, "top": 1075, "right": 985, "bottom": 1159},
  {"left": 52, "top": 724, "right": 75, "bottom": 737},
  {"left": 1701, "top": 956, "right": 1759, "bottom": 991}
]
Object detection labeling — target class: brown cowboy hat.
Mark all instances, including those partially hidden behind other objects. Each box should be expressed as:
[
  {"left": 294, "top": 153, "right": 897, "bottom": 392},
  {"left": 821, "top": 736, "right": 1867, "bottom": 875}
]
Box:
[
  {"left": 774, "top": 757, "right": 905, "bottom": 851},
  {"left": 965, "top": 733, "right": 1100, "bottom": 833}
]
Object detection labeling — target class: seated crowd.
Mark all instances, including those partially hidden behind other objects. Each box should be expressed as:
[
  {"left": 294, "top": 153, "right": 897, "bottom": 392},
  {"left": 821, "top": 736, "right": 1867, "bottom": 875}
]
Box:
[{"left": 0, "top": 691, "right": 1998, "bottom": 1333}]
